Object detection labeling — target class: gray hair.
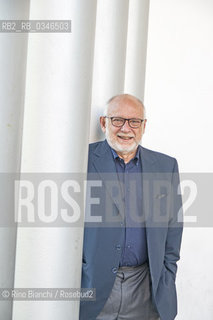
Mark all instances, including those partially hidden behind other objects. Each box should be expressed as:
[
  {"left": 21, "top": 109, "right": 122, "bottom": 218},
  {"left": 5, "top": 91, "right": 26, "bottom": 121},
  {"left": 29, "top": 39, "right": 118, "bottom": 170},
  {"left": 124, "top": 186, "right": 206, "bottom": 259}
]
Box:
[{"left": 103, "top": 94, "right": 146, "bottom": 118}]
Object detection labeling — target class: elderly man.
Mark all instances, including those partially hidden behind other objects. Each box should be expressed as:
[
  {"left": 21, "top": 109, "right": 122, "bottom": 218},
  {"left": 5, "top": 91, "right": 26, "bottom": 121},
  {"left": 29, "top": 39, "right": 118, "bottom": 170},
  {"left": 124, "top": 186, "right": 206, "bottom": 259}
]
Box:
[{"left": 80, "top": 94, "right": 183, "bottom": 320}]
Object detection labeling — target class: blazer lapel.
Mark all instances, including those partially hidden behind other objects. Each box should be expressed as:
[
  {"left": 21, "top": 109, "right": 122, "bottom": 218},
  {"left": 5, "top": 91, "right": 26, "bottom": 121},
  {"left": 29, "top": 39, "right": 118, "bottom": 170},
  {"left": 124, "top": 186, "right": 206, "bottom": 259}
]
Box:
[
  {"left": 139, "top": 146, "right": 157, "bottom": 226},
  {"left": 91, "top": 140, "right": 125, "bottom": 218}
]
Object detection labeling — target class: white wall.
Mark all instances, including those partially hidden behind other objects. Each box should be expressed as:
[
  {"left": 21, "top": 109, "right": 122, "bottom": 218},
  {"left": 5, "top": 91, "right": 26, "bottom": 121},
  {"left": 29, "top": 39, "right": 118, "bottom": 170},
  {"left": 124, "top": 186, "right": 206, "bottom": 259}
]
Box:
[{"left": 144, "top": 0, "right": 213, "bottom": 319}]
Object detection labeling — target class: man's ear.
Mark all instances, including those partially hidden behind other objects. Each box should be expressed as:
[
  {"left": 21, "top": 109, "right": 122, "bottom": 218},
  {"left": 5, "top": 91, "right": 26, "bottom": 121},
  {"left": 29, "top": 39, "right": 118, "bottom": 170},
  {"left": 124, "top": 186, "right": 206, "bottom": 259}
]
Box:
[{"left": 100, "top": 116, "right": 106, "bottom": 133}]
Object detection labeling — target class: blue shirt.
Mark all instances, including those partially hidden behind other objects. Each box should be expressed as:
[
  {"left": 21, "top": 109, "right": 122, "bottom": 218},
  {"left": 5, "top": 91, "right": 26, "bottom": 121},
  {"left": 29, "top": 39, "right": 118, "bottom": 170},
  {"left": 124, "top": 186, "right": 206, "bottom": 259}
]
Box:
[{"left": 110, "top": 146, "right": 148, "bottom": 267}]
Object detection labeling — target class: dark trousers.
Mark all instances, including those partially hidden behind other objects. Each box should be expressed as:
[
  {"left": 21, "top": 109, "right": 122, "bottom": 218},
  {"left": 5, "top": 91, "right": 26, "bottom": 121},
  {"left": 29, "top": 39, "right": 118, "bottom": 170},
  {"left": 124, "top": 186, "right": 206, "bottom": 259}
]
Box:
[{"left": 96, "top": 262, "right": 160, "bottom": 320}]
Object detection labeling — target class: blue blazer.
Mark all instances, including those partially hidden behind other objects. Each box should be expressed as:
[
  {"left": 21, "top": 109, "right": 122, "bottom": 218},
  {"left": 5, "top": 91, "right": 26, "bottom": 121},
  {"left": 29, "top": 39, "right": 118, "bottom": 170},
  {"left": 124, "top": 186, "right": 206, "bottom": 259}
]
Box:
[{"left": 80, "top": 140, "right": 183, "bottom": 320}]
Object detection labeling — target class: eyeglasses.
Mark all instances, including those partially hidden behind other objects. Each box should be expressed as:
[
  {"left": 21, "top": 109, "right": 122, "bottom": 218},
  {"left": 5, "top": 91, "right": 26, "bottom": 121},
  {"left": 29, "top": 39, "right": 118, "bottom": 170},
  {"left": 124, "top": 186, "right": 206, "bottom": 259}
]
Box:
[{"left": 105, "top": 116, "right": 145, "bottom": 128}]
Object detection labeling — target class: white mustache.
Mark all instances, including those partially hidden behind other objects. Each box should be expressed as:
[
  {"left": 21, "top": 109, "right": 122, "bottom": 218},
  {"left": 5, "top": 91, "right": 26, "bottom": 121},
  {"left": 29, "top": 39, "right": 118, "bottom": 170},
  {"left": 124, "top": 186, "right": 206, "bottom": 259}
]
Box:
[{"left": 117, "top": 134, "right": 134, "bottom": 138}]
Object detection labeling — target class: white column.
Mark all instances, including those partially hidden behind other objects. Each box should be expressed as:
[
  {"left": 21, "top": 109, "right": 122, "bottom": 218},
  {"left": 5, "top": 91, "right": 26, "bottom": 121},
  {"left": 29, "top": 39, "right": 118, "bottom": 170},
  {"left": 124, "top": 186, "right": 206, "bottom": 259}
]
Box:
[
  {"left": 89, "top": 0, "right": 129, "bottom": 142},
  {"left": 12, "top": 1, "right": 97, "bottom": 319},
  {"left": 0, "top": 0, "right": 29, "bottom": 319},
  {"left": 124, "top": 0, "right": 150, "bottom": 101}
]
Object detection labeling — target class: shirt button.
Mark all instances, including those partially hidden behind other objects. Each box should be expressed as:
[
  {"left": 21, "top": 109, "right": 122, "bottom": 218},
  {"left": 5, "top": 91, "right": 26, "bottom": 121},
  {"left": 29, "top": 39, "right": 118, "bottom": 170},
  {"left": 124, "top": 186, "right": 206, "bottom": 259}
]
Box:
[
  {"left": 127, "top": 245, "right": 131, "bottom": 248},
  {"left": 116, "top": 245, "right": 121, "bottom": 250},
  {"left": 112, "top": 267, "right": 117, "bottom": 274}
]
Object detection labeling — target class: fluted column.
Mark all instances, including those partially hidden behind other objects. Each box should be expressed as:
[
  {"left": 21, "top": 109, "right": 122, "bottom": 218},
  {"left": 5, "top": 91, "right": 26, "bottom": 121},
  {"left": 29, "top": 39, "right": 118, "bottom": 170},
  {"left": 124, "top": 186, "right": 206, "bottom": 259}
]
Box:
[
  {"left": 124, "top": 0, "right": 150, "bottom": 101},
  {"left": 89, "top": 0, "right": 129, "bottom": 142},
  {"left": 13, "top": 1, "right": 97, "bottom": 319},
  {"left": 0, "top": 0, "right": 30, "bottom": 319}
]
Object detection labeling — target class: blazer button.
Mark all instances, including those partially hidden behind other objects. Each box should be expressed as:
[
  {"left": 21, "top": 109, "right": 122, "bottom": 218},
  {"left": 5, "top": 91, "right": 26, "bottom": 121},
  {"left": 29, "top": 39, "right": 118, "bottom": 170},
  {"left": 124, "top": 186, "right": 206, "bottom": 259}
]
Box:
[
  {"left": 112, "top": 267, "right": 117, "bottom": 274},
  {"left": 116, "top": 245, "right": 121, "bottom": 250}
]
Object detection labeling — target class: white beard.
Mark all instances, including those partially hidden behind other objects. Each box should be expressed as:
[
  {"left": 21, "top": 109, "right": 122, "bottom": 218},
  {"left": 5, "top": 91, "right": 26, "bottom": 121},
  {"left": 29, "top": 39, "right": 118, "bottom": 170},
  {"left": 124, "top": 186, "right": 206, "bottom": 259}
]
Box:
[{"left": 105, "top": 127, "right": 139, "bottom": 154}]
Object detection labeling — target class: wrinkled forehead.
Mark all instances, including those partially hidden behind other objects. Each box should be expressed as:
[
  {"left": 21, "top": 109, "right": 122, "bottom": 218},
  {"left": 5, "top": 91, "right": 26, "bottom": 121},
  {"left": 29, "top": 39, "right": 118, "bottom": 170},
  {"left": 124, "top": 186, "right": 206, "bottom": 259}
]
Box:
[{"left": 107, "top": 97, "right": 144, "bottom": 117}]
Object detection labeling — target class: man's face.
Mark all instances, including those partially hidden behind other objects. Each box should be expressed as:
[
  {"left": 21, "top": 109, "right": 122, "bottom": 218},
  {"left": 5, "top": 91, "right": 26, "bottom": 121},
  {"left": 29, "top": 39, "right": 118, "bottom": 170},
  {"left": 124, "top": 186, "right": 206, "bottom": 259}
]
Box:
[{"left": 100, "top": 97, "right": 146, "bottom": 155}]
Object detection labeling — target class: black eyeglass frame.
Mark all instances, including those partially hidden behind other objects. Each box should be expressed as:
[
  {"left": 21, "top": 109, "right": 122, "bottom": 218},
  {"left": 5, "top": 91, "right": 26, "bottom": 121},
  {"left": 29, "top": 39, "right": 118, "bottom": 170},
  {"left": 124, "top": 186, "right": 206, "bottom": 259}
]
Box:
[{"left": 104, "top": 116, "right": 145, "bottom": 128}]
